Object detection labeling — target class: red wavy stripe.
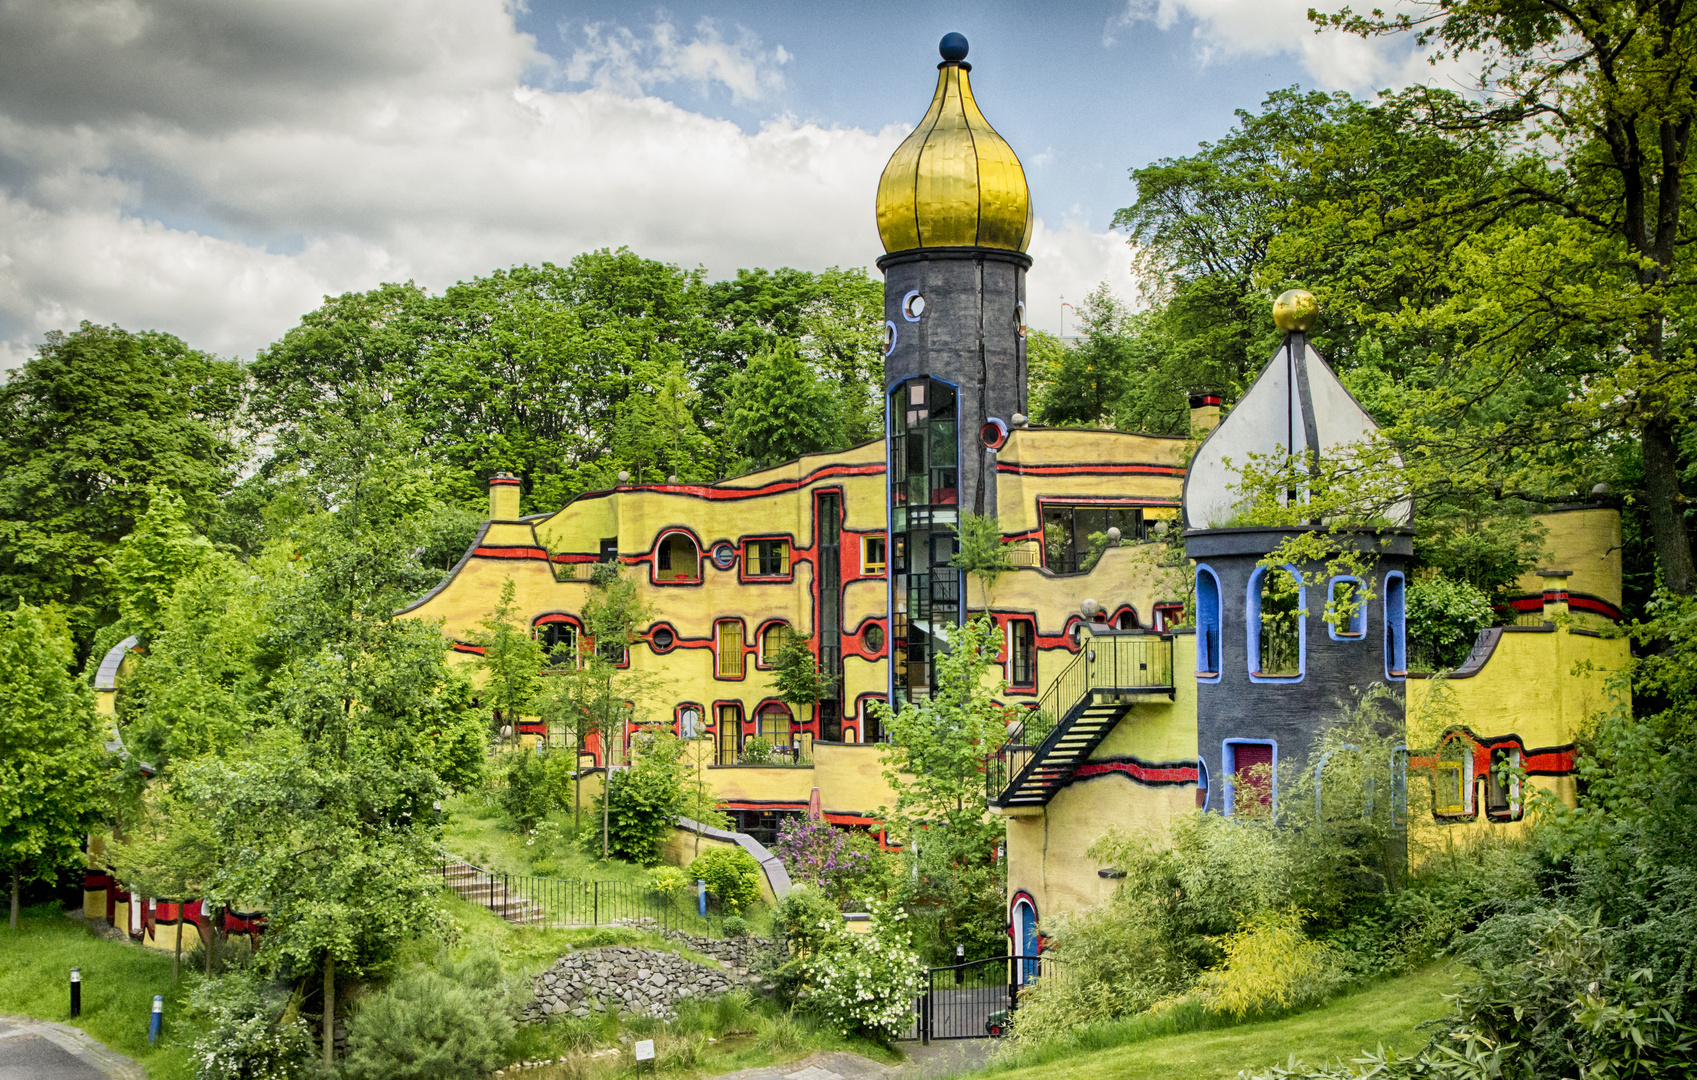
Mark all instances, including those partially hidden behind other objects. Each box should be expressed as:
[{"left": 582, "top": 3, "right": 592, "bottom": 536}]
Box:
[
  {"left": 998, "top": 463, "right": 1184, "bottom": 477},
  {"left": 1073, "top": 760, "right": 1199, "bottom": 785}
]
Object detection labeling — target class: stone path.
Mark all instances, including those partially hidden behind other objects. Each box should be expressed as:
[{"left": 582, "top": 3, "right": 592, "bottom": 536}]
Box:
[
  {"left": 701, "top": 1041, "right": 998, "bottom": 1080},
  {"left": 0, "top": 1016, "right": 145, "bottom": 1080}
]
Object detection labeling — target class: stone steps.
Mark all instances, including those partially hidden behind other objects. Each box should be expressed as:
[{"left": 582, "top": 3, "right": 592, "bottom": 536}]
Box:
[{"left": 438, "top": 861, "right": 547, "bottom": 925}]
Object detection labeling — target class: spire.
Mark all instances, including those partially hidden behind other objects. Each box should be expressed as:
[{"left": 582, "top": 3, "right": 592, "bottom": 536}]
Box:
[{"left": 874, "top": 34, "right": 1033, "bottom": 254}]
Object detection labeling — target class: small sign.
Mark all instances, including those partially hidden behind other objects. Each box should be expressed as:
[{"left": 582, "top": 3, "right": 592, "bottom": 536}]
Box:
[{"left": 633, "top": 1040, "right": 655, "bottom": 1062}]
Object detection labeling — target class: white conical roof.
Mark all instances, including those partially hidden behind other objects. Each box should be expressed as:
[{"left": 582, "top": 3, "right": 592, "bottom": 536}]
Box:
[{"left": 1182, "top": 336, "right": 1410, "bottom": 529}]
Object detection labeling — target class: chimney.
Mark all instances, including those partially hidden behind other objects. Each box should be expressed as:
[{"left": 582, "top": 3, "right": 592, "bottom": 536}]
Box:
[
  {"left": 1188, "top": 393, "right": 1222, "bottom": 436},
  {"left": 1538, "top": 569, "right": 1572, "bottom": 620},
  {"left": 488, "top": 472, "right": 522, "bottom": 520}
]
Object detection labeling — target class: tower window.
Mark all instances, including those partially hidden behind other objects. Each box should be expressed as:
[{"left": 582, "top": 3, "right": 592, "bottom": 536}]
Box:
[
  {"left": 1326, "top": 576, "right": 1366, "bottom": 639},
  {"left": 536, "top": 621, "right": 579, "bottom": 669},
  {"left": 1195, "top": 566, "right": 1221, "bottom": 679},
  {"left": 1247, "top": 565, "right": 1304, "bottom": 681},
  {"left": 1384, "top": 571, "right": 1407, "bottom": 678},
  {"left": 715, "top": 620, "right": 745, "bottom": 679},
  {"left": 1484, "top": 746, "right": 1522, "bottom": 820},
  {"left": 1224, "top": 740, "right": 1276, "bottom": 818}
]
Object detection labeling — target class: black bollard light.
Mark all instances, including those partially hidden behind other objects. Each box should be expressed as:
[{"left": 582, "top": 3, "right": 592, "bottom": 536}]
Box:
[
  {"left": 69, "top": 968, "right": 80, "bottom": 1018},
  {"left": 955, "top": 943, "right": 965, "bottom": 984}
]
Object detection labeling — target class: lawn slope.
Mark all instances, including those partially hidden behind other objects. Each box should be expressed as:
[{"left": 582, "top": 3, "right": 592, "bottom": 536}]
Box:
[{"left": 983, "top": 965, "right": 1454, "bottom": 1080}]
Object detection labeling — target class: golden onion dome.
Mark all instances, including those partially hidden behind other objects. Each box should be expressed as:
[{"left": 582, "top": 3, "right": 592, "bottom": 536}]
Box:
[{"left": 875, "top": 34, "right": 1033, "bottom": 254}]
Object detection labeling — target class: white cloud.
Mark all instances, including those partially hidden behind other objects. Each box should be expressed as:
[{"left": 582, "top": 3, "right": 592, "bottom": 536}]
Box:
[
  {"left": 561, "top": 16, "right": 790, "bottom": 103},
  {"left": 0, "top": 0, "right": 1140, "bottom": 371},
  {"left": 1025, "top": 222, "right": 1138, "bottom": 337},
  {"left": 1107, "top": 0, "right": 1473, "bottom": 94}
]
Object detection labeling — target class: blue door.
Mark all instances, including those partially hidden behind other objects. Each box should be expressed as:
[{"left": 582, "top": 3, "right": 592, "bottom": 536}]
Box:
[{"left": 1016, "top": 901, "right": 1039, "bottom": 983}]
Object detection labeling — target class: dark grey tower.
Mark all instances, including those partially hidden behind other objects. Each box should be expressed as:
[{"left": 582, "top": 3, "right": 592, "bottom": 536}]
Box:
[
  {"left": 1182, "top": 296, "right": 1414, "bottom": 813},
  {"left": 874, "top": 32, "right": 1034, "bottom": 704}
]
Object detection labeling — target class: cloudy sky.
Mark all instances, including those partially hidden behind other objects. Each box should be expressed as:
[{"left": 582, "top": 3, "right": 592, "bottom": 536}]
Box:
[{"left": 0, "top": 0, "right": 1444, "bottom": 369}]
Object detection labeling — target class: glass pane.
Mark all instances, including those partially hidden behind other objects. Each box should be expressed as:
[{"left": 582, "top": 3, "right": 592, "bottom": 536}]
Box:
[{"left": 930, "top": 380, "right": 955, "bottom": 418}]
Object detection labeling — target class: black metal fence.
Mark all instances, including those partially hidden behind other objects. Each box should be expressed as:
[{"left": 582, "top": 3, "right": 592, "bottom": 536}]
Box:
[
  {"left": 907, "top": 954, "right": 1057, "bottom": 1042},
  {"left": 432, "top": 860, "right": 735, "bottom": 937}
]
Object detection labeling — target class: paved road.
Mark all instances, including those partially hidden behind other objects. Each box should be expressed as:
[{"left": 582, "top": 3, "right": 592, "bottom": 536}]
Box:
[{"left": 0, "top": 1016, "right": 145, "bottom": 1080}]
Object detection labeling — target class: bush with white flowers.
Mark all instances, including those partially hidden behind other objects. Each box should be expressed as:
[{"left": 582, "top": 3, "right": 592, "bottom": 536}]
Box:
[{"left": 791, "top": 902, "right": 925, "bottom": 1040}]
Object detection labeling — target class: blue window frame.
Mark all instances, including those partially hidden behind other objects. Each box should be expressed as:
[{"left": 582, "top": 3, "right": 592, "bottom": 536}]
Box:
[
  {"left": 1384, "top": 571, "right": 1407, "bottom": 679},
  {"left": 1246, "top": 564, "right": 1305, "bottom": 683},
  {"left": 1195, "top": 565, "right": 1222, "bottom": 682},
  {"left": 1222, "top": 738, "right": 1278, "bottom": 818},
  {"left": 1196, "top": 755, "right": 1210, "bottom": 811},
  {"left": 1326, "top": 575, "right": 1367, "bottom": 640}
]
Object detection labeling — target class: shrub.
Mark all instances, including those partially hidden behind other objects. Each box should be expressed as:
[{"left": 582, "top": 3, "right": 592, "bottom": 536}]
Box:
[
  {"left": 646, "top": 865, "right": 689, "bottom": 898},
  {"left": 500, "top": 750, "right": 551, "bottom": 831},
  {"left": 689, "top": 846, "right": 762, "bottom": 913},
  {"left": 789, "top": 902, "right": 925, "bottom": 1040},
  {"left": 722, "top": 915, "right": 750, "bottom": 937},
  {"left": 740, "top": 736, "right": 774, "bottom": 764},
  {"left": 188, "top": 972, "right": 314, "bottom": 1080},
  {"left": 589, "top": 731, "right": 685, "bottom": 864},
  {"left": 1406, "top": 574, "right": 1493, "bottom": 670},
  {"left": 1195, "top": 908, "right": 1344, "bottom": 1019},
  {"left": 341, "top": 952, "right": 514, "bottom": 1080},
  {"left": 772, "top": 817, "right": 888, "bottom": 905}
]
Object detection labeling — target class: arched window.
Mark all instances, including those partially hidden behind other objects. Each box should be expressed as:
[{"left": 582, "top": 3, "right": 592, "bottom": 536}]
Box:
[
  {"left": 1247, "top": 565, "right": 1304, "bottom": 681},
  {"left": 1384, "top": 571, "right": 1407, "bottom": 678},
  {"left": 1115, "top": 608, "right": 1139, "bottom": 630},
  {"left": 759, "top": 622, "right": 792, "bottom": 667},
  {"left": 716, "top": 702, "right": 743, "bottom": 765},
  {"left": 1484, "top": 745, "right": 1523, "bottom": 821},
  {"left": 1195, "top": 566, "right": 1222, "bottom": 680},
  {"left": 535, "top": 618, "right": 580, "bottom": 669},
  {"left": 1326, "top": 576, "right": 1366, "bottom": 639},
  {"left": 655, "top": 532, "right": 699, "bottom": 582},
  {"left": 756, "top": 702, "right": 793, "bottom": 754}
]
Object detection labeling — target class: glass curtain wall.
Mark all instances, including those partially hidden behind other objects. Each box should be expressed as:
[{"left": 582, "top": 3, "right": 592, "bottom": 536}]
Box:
[{"left": 889, "top": 377, "right": 960, "bottom": 704}]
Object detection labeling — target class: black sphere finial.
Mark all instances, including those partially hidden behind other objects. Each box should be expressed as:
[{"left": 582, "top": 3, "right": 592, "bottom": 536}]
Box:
[{"left": 939, "top": 32, "right": 969, "bottom": 63}]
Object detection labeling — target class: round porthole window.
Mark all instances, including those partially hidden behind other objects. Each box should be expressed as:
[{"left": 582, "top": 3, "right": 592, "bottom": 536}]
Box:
[
  {"left": 1014, "top": 301, "right": 1028, "bottom": 338},
  {"left": 651, "top": 626, "right": 676, "bottom": 652},
  {"left": 902, "top": 291, "right": 926, "bottom": 321},
  {"left": 863, "top": 624, "right": 886, "bottom": 654},
  {"left": 712, "top": 543, "right": 736, "bottom": 569},
  {"left": 883, "top": 320, "right": 897, "bottom": 355}
]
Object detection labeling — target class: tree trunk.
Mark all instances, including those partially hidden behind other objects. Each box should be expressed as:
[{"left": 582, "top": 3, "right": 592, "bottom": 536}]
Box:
[
  {"left": 322, "top": 952, "right": 335, "bottom": 1071},
  {"left": 173, "top": 908, "right": 182, "bottom": 983},
  {"left": 205, "top": 905, "right": 216, "bottom": 977},
  {"left": 602, "top": 762, "right": 610, "bottom": 860},
  {"left": 1642, "top": 416, "right": 1696, "bottom": 594},
  {"left": 9, "top": 868, "right": 17, "bottom": 930}
]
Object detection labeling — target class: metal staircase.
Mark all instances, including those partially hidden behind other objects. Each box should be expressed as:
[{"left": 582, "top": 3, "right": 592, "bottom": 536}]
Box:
[{"left": 987, "top": 633, "right": 1175, "bottom": 809}]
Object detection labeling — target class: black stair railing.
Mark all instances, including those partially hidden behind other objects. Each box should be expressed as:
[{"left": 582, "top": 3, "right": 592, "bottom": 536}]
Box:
[{"left": 985, "top": 633, "right": 1175, "bottom": 806}]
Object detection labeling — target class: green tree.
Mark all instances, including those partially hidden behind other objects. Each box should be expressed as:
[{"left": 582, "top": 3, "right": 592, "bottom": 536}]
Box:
[
  {"left": 98, "top": 488, "right": 216, "bottom": 643},
  {"left": 769, "top": 631, "right": 837, "bottom": 731},
  {"left": 726, "top": 339, "right": 846, "bottom": 469},
  {"left": 952, "top": 512, "right": 1015, "bottom": 608},
  {"left": 0, "top": 323, "right": 246, "bottom": 651},
  {"left": 0, "top": 605, "right": 108, "bottom": 929},
  {"left": 183, "top": 725, "right": 443, "bottom": 1071},
  {"left": 471, "top": 578, "right": 544, "bottom": 745},
  {"left": 1302, "top": 1, "right": 1697, "bottom": 593},
  {"left": 593, "top": 730, "right": 686, "bottom": 865},
  {"left": 873, "top": 614, "right": 1012, "bottom": 959}
]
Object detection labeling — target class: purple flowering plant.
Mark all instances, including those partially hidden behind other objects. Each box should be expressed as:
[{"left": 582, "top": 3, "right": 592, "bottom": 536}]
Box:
[{"left": 773, "top": 817, "right": 882, "bottom": 906}]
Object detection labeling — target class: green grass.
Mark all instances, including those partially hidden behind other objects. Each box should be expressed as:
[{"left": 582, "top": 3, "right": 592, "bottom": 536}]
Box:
[
  {"left": 0, "top": 905, "right": 206, "bottom": 1080},
  {"left": 977, "top": 965, "right": 1456, "bottom": 1080},
  {"left": 442, "top": 791, "right": 655, "bottom": 887}
]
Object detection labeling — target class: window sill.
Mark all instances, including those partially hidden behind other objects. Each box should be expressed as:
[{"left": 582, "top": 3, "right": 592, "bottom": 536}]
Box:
[{"left": 1196, "top": 671, "right": 1219, "bottom": 678}]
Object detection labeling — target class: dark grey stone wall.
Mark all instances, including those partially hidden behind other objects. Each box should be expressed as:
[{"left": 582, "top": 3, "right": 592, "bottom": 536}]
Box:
[
  {"left": 880, "top": 249, "right": 1028, "bottom": 518},
  {"left": 1185, "top": 527, "right": 1413, "bottom": 813}
]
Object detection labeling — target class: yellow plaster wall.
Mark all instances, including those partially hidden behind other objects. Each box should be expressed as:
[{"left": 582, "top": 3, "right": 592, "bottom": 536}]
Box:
[
  {"left": 994, "top": 428, "right": 1189, "bottom": 538},
  {"left": 1516, "top": 507, "right": 1622, "bottom": 610}
]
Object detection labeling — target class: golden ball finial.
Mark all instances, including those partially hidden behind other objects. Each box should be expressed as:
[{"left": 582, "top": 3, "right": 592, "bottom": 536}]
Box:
[{"left": 1273, "top": 289, "right": 1318, "bottom": 332}]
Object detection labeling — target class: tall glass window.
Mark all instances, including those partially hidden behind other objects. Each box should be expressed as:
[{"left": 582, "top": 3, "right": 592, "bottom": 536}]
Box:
[{"left": 889, "top": 377, "right": 960, "bottom": 704}]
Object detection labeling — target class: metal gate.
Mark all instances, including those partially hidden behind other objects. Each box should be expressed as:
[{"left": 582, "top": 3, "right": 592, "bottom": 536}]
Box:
[{"left": 910, "top": 954, "right": 1051, "bottom": 1042}]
